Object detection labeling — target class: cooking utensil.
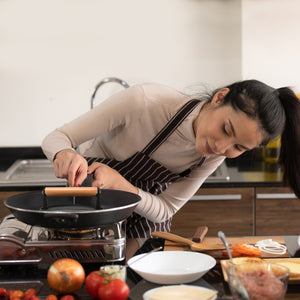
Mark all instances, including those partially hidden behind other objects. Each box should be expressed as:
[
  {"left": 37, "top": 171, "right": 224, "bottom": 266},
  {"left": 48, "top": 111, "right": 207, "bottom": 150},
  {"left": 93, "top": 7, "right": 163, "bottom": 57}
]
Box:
[
  {"left": 192, "top": 226, "right": 208, "bottom": 243},
  {"left": 151, "top": 231, "right": 225, "bottom": 251},
  {"left": 218, "top": 231, "right": 249, "bottom": 300},
  {"left": 4, "top": 187, "right": 141, "bottom": 230}
]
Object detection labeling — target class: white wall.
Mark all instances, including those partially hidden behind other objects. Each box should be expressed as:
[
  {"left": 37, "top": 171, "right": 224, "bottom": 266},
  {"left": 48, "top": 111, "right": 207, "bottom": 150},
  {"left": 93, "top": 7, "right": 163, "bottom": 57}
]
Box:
[
  {"left": 0, "top": 0, "right": 241, "bottom": 146},
  {"left": 242, "top": 0, "right": 300, "bottom": 92}
]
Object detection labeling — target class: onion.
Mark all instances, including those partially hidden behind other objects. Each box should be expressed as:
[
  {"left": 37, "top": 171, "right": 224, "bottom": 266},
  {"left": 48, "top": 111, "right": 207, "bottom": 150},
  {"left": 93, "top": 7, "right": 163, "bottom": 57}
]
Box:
[
  {"left": 255, "top": 239, "right": 287, "bottom": 255},
  {"left": 47, "top": 258, "right": 85, "bottom": 294}
]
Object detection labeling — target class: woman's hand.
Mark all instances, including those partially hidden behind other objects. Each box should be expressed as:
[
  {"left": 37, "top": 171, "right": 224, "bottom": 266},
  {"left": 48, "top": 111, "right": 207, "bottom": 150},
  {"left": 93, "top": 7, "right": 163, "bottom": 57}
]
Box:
[
  {"left": 53, "top": 149, "right": 88, "bottom": 187},
  {"left": 88, "top": 162, "right": 138, "bottom": 194}
]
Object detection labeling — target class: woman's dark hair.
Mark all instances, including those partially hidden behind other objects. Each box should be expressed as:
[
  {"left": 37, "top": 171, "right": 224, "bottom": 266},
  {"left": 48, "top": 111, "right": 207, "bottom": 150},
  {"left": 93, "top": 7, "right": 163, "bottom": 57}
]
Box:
[{"left": 215, "top": 79, "right": 300, "bottom": 198}]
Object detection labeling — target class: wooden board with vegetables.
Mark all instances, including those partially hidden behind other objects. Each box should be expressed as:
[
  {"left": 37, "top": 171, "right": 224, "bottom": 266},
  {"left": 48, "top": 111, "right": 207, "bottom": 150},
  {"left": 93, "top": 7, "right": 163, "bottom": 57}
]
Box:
[{"left": 164, "top": 237, "right": 290, "bottom": 259}]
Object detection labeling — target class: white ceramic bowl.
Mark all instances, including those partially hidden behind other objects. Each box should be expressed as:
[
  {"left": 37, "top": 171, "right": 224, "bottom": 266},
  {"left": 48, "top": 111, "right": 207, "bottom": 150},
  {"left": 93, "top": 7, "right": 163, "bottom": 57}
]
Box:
[{"left": 127, "top": 251, "right": 216, "bottom": 284}]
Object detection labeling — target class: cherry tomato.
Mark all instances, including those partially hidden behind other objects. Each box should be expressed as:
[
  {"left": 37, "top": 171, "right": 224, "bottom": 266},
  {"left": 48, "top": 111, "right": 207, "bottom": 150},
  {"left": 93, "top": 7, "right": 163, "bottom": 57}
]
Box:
[
  {"left": 31, "top": 297, "right": 40, "bottom": 300},
  {"left": 1, "top": 249, "right": 15, "bottom": 258},
  {"left": 45, "top": 295, "right": 57, "bottom": 300},
  {"left": 6, "top": 290, "right": 14, "bottom": 298},
  {"left": 85, "top": 271, "right": 111, "bottom": 299},
  {"left": 15, "top": 248, "right": 27, "bottom": 257},
  {"left": 98, "top": 279, "right": 130, "bottom": 300},
  {"left": 47, "top": 258, "right": 85, "bottom": 294},
  {"left": 60, "top": 295, "right": 74, "bottom": 300},
  {"left": 24, "top": 289, "right": 37, "bottom": 300},
  {"left": 0, "top": 288, "right": 6, "bottom": 296},
  {"left": 10, "top": 290, "right": 24, "bottom": 299}
]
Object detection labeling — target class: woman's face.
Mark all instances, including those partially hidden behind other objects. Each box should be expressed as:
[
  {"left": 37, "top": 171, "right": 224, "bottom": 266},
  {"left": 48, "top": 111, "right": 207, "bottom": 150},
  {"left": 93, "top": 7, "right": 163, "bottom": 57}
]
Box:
[{"left": 193, "top": 88, "right": 263, "bottom": 158}]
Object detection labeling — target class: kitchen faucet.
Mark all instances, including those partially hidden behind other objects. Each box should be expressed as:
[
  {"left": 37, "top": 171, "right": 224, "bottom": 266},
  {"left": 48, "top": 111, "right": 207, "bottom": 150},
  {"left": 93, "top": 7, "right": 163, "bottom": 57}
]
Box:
[{"left": 90, "top": 77, "right": 130, "bottom": 109}]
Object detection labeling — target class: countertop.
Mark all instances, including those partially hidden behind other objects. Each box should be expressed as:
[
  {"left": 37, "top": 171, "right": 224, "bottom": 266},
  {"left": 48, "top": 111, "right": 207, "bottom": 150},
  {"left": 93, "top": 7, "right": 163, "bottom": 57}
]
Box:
[
  {"left": 0, "top": 235, "right": 299, "bottom": 300},
  {"left": 0, "top": 147, "right": 287, "bottom": 191}
]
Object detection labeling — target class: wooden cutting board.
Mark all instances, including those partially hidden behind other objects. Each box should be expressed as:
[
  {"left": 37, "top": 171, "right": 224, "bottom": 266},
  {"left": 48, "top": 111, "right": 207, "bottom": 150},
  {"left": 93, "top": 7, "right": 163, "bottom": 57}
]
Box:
[{"left": 164, "top": 236, "right": 290, "bottom": 259}]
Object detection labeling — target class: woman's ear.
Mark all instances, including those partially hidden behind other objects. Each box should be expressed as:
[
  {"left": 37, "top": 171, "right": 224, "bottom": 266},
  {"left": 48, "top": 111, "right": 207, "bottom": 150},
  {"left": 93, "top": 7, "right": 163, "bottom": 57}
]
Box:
[{"left": 211, "top": 88, "right": 230, "bottom": 107}]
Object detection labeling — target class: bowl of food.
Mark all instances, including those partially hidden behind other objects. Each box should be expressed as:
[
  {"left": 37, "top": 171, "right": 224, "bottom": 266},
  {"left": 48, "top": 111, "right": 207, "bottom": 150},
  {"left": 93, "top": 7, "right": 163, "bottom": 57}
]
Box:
[
  {"left": 226, "top": 263, "right": 290, "bottom": 300},
  {"left": 127, "top": 251, "right": 216, "bottom": 284}
]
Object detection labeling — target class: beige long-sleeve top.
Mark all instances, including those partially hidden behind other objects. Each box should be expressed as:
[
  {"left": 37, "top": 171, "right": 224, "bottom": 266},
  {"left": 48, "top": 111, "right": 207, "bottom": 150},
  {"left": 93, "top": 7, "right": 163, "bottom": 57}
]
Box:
[{"left": 42, "top": 83, "right": 225, "bottom": 223}]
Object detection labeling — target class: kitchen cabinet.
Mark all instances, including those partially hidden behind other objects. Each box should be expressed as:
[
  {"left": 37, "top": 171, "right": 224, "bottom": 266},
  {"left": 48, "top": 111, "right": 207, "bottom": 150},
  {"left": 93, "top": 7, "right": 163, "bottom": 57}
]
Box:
[
  {"left": 255, "top": 186, "right": 300, "bottom": 236},
  {"left": 0, "top": 191, "right": 29, "bottom": 220},
  {"left": 171, "top": 187, "right": 254, "bottom": 237}
]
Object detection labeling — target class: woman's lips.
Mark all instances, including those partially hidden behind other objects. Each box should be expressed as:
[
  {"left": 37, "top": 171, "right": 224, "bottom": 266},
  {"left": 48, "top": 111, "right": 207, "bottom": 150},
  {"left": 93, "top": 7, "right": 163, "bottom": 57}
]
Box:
[{"left": 205, "top": 141, "right": 215, "bottom": 155}]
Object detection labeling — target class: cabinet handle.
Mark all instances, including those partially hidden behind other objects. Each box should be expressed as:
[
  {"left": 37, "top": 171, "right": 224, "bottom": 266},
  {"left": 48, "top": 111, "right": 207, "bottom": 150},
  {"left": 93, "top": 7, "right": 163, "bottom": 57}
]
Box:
[
  {"left": 191, "top": 194, "right": 242, "bottom": 201},
  {"left": 256, "top": 193, "right": 297, "bottom": 199}
]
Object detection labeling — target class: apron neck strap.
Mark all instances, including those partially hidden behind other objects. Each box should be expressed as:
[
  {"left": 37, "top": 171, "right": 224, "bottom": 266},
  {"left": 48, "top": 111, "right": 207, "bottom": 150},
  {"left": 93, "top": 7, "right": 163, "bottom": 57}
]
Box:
[{"left": 142, "top": 99, "right": 201, "bottom": 156}]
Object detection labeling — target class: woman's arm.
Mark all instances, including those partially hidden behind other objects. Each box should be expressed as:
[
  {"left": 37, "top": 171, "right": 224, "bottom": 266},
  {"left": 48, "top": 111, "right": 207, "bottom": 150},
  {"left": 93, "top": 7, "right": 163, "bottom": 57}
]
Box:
[
  {"left": 87, "top": 156, "right": 224, "bottom": 223},
  {"left": 42, "top": 85, "right": 146, "bottom": 186}
]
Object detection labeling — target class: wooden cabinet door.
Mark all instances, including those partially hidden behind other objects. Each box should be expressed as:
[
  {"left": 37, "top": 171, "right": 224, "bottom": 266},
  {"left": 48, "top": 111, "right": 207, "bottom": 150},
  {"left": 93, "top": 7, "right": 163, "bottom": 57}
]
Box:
[
  {"left": 171, "top": 187, "right": 254, "bottom": 238},
  {"left": 255, "top": 187, "right": 300, "bottom": 236}
]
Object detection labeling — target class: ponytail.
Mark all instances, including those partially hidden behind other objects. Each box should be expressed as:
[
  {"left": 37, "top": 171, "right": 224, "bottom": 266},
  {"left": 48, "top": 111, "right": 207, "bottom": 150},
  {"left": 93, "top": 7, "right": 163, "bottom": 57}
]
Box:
[{"left": 278, "top": 88, "right": 300, "bottom": 198}]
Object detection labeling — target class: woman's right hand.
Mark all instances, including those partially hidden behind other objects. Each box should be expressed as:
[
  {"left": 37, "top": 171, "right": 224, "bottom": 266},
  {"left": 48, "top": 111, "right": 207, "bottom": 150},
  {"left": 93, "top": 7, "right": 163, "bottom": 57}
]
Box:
[{"left": 53, "top": 149, "right": 88, "bottom": 187}]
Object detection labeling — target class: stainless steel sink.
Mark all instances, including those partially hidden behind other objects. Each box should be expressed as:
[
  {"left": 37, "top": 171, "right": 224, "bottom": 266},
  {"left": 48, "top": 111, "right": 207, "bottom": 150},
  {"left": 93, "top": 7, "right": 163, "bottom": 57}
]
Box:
[
  {"left": 0, "top": 159, "right": 229, "bottom": 187},
  {"left": 0, "top": 159, "right": 67, "bottom": 186}
]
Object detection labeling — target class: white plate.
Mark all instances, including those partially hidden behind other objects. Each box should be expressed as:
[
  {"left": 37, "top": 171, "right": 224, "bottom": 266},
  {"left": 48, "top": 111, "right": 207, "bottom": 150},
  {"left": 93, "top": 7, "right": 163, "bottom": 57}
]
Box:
[
  {"left": 127, "top": 251, "right": 216, "bottom": 284},
  {"left": 143, "top": 285, "right": 217, "bottom": 300}
]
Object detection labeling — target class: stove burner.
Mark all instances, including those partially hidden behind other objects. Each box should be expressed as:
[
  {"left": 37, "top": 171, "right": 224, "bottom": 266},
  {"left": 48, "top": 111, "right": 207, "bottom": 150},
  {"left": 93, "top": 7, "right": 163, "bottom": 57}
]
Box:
[
  {"left": 50, "top": 228, "right": 100, "bottom": 240},
  {"left": 0, "top": 215, "right": 126, "bottom": 265}
]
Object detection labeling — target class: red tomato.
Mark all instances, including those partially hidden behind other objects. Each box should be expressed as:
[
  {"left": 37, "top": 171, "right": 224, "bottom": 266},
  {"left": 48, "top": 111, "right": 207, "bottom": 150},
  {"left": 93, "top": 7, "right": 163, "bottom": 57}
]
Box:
[
  {"left": 45, "top": 295, "right": 57, "bottom": 300},
  {"left": 10, "top": 290, "right": 24, "bottom": 299},
  {"left": 47, "top": 258, "right": 85, "bottom": 294},
  {"left": 6, "top": 290, "right": 14, "bottom": 298},
  {"left": 0, "top": 288, "right": 6, "bottom": 296},
  {"left": 85, "top": 271, "right": 111, "bottom": 299},
  {"left": 1, "top": 249, "right": 15, "bottom": 258},
  {"left": 24, "top": 289, "right": 37, "bottom": 300},
  {"left": 60, "top": 295, "right": 74, "bottom": 300},
  {"left": 98, "top": 279, "right": 129, "bottom": 300},
  {"left": 31, "top": 297, "right": 40, "bottom": 300}
]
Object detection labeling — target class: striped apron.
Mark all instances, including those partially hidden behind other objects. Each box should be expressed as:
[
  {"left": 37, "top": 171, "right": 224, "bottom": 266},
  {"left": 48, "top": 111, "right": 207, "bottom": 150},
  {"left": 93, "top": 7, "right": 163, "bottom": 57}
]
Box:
[{"left": 86, "top": 99, "right": 204, "bottom": 238}]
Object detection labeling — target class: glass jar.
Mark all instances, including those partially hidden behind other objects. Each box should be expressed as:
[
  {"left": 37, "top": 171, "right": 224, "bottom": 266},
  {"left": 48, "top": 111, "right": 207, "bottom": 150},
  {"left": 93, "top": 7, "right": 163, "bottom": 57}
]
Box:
[
  {"left": 100, "top": 264, "right": 127, "bottom": 282},
  {"left": 263, "top": 136, "right": 281, "bottom": 163}
]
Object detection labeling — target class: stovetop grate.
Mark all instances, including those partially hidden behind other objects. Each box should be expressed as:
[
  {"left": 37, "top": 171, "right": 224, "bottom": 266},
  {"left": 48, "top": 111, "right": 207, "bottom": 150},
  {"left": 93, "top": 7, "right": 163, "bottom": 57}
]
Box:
[{"left": 48, "top": 248, "right": 104, "bottom": 261}]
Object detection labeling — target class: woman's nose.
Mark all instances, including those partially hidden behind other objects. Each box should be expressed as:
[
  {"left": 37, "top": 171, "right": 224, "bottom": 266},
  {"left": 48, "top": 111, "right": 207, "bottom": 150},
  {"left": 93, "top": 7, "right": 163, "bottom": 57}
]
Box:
[{"left": 215, "top": 140, "right": 232, "bottom": 154}]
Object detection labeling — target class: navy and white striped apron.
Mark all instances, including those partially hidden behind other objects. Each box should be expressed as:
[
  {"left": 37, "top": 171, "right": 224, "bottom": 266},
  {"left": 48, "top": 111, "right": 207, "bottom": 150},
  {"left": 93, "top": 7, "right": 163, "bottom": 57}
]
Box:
[{"left": 86, "top": 99, "right": 204, "bottom": 238}]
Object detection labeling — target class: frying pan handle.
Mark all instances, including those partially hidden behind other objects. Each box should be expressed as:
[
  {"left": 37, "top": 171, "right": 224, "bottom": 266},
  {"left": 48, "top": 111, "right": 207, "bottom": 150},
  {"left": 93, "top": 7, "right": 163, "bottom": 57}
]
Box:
[{"left": 44, "top": 187, "right": 99, "bottom": 197}]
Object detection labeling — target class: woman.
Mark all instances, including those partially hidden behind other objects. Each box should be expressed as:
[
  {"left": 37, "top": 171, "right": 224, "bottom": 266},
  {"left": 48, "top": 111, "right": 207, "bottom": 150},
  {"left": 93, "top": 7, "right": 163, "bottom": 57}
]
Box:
[{"left": 42, "top": 80, "right": 300, "bottom": 258}]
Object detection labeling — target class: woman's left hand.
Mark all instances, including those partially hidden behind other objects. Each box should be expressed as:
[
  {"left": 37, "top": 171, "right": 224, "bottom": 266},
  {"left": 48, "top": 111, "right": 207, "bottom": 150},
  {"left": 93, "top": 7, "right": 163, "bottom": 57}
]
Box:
[{"left": 87, "top": 162, "right": 138, "bottom": 194}]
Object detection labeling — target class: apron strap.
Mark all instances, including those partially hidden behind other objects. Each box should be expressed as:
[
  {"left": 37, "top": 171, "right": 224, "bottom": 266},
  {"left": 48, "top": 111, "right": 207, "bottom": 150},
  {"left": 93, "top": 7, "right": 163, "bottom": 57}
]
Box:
[{"left": 142, "top": 99, "right": 201, "bottom": 156}]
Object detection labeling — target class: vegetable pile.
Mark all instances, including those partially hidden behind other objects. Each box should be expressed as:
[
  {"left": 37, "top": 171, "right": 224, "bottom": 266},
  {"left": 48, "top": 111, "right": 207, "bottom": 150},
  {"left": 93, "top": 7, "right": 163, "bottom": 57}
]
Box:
[
  {"left": 222, "top": 240, "right": 287, "bottom": 258},
  {"left": 0, "top": 258, "right": 130, "bottom": 300},
  {"left": 222, "top": 243, "right": 262, "bottom": 257},
  {"left": 85, "top": 270, "right": 129, "bottom": 300}
]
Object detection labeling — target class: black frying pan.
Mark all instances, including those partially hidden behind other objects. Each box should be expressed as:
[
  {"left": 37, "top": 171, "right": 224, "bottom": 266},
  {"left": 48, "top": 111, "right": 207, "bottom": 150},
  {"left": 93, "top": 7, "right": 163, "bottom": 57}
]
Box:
[{"left": 4, "top": 187, "right": 141, "bottom": 230}]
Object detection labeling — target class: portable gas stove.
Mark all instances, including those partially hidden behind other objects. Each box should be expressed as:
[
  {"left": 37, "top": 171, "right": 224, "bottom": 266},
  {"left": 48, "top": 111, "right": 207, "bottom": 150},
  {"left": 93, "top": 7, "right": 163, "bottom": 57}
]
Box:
[{"left": 0, "top": 214, "right": 126, "bottom": 266}]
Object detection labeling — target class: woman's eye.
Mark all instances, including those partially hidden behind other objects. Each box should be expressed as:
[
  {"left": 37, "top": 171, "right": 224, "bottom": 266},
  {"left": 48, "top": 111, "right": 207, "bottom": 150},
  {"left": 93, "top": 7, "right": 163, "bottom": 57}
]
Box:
[
  {"left": 235, "top": 145, "right": 243, "bottom": 152},
  {"left": 223, "top": 125, "right": 229, "bottom": 135}
]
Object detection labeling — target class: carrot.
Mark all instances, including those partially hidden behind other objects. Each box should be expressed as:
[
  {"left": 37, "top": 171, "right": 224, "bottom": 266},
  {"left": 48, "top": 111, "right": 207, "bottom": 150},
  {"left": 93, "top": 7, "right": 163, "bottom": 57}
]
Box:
[
  {"left": 222, "top": 249, "right": 243, "bottom": 258},
  {"left": 231, "top": 243, "right": 262, "bottom": 256}
]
